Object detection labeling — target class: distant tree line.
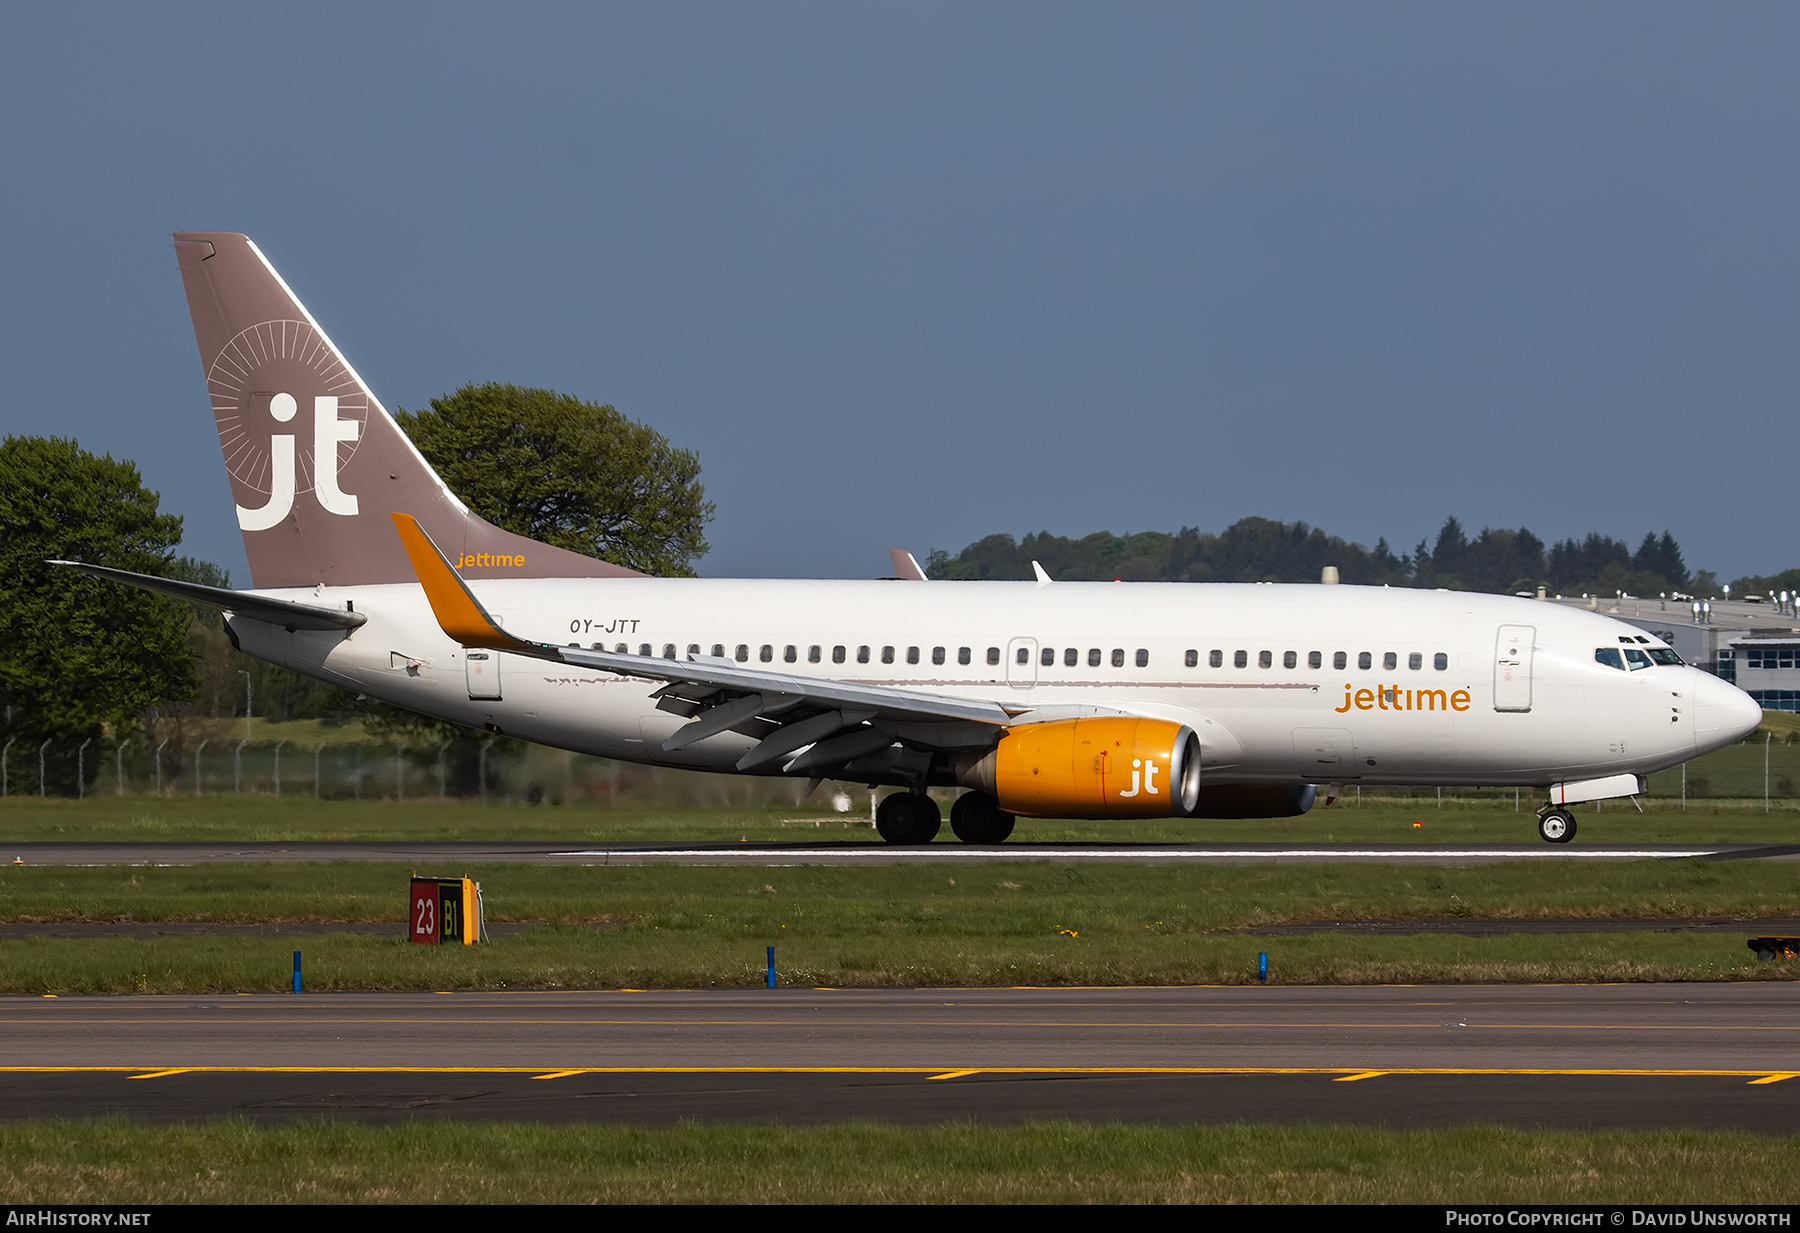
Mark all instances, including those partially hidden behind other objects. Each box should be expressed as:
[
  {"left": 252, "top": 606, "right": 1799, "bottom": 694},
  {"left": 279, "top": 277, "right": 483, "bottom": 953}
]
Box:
[{"left": 926, "top": 516, "right": 1721, "bottom": 599}]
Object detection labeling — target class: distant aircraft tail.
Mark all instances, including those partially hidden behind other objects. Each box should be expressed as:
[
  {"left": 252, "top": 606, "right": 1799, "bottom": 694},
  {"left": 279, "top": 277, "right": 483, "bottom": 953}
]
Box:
[{"left": 171, "top": 232, "right": 641, "bottom": 588}]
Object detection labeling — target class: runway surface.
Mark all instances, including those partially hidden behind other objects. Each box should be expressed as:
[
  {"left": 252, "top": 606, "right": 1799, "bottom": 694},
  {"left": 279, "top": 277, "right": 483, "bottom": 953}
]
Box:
[
  {"left": 11, "top": 840, "right": 1800, "bottom": 866},
  {"left": 6, "top": 985, "right": 1800, "bottom": 1130}
]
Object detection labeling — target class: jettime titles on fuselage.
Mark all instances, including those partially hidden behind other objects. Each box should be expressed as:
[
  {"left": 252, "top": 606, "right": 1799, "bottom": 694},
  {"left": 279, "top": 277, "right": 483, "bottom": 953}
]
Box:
[{"left": 1334, "top": 684, "right": 1471, "bottom": 714}]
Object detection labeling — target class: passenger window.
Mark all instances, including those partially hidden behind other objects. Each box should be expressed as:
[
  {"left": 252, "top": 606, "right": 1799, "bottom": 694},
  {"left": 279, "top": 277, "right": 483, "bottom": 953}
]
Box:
[
  {"left": 882, "top": 646, "right": 895, "bottom": 664},
  {"left": 1258, "top": 650, "right": 1272, "bottom": 668},
  {"left": 734, "top": 644, "right": 749, "bottom": 662},
  {"left": 1308, "top": 651, "right": 1322, "bottom": 669},
  {"left": 711, "top": 644, "right": 725, "bottom": 658},
  {"left": 1623, "top": 648, "right": 1653, "bottom": 671},
  {"left": 1210, "top": 650, "right": 1223, "bottom": 668},
  {"left": 958, "top": 647, "right": 971, "bottom": 666},
  {"left": 1234, "top": 650, "right": 1248, "bottom": 669},
  {"left": 808, "top": 645, "right": 821, "bottom": 663},
  {"left": 1408, "top": 652, "right": 1422, "bottom": 670},
  {"left": 832, "top": 645, "right": 846, "bottom": 664},
  {"left": 1283, "top": 651, "right": 1297, "bottom": 669},
  {"left": 1383, "top": 652, "right": 1397, "bottom": 670},
  {"left": 1434, "top": 653, "right": 1448, "bottom": 671},
  {"left": 663, "top": 644, "right": 677, "bottom": 659},
  {"left": 687, "top": 644, "right": 700, "bottom": 657},
  {"left": 1136, "top": 649, "right": 1149, "bottom": 668},
  {"left": 1594, "top": 648, "right": 1625, "bottom": 670},
  {"left": 933, "top": 647, "right": 946, "bottom": 666},
  {"left": 1041, "top": 647, "right": 1055, "bottom": 667},
  {"left": 1090, "top": 648, "right": 1102, "bottom": 667},
  {"left": 906, "top": 646, "right": 920, "bottom": 665},
  {"left": 1185, "top": 649, "right": 1198, "bottom": 668},
  {"left": 760, "top": 645, "right": 774, "bottom": 662},
  {"left": 1358, "top": 652, "right": 1372, "bottom": 670},
  {"left": 1334, "top": 652, "right": 1347, "bottom": 670},
  {"left": 639, "top": 643, "right": 652, "bottom": 657},
  {"left": 857, "top": 646, "right": 870, "bottom": 664},
  {"left": 1112, "top": 649, "right": 1126, "bottom": 668},
  {"left": 784, "top": 645, "right": 797, "bottom": 663},
  {"left": 988, "top": 647, "right": 1001, "bottom": 665},
  {"left": 1059, "top": 647, "right": 1074, "bottom": 667},
  {"left": 1017, "top": 647, "right": 1030, "bottom": 665}
]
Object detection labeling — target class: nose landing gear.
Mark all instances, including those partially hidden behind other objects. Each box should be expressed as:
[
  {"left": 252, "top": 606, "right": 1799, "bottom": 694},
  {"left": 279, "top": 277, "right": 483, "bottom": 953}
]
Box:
[{"left": 1536, "top": 805, "right": 1577, "bottom": 844}]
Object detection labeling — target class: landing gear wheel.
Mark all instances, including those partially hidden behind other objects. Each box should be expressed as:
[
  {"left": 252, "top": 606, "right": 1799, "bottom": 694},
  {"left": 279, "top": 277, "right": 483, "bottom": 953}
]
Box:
[
  {"left": 876, "top": 792, "right": 942, "bottom": 844},
  {"left": 1537, "top": 808, "right": 1576, "bottom": 844},
  {"left": 949, "top": 792, "right": 1016, "bottom": 844}
]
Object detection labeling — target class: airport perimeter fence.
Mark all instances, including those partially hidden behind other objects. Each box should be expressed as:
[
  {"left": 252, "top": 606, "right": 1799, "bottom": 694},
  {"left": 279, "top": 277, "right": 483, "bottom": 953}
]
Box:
[{"left": 4, "top": 731, "right": 1799, "bottom": 809}]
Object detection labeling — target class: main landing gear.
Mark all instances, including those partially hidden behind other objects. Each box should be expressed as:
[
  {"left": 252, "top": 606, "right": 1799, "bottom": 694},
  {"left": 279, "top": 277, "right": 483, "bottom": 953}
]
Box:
[
  {"left": 949, "top": 792, "right": 1015, "bottom": 844},
  {"left": 874, "top": 791, "right": 1019, "bottom": 844},
  {"left": 875, "top": 791, "right": 941, "bottom": 844},
  {"left": 1536, "top": 805, "right": 1577, "bottom": 844}
]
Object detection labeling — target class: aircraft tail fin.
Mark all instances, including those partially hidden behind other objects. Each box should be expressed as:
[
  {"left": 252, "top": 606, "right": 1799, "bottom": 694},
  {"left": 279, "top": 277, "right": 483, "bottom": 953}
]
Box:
[{"left": 172, "top": 232, "right": 642, "bottom": 588}]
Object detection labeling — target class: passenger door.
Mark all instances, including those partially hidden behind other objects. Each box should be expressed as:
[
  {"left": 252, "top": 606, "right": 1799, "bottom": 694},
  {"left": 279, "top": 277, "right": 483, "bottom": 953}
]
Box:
[
  {"left": 465, "top": 650, "right": 502, "bottom": 700},
  {"left": 1493, "top": 625, "right": 1535, "bottom": 712}
]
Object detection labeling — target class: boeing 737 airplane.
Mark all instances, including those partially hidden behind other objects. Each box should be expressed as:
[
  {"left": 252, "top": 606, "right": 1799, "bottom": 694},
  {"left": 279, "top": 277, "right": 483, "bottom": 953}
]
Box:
[{"left": 58, "top": 233, "right": 1764, "bottom": 844}]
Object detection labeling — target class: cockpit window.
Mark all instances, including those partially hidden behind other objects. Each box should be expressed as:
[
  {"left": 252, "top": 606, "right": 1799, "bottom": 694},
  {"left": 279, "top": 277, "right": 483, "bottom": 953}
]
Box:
[
  {"left": 1595, "top": 648, "right": 1625, "bottom": 670},
  {"left": 1623, "top": 647, "right": 1653, "bottom": 671},
  {"left": 1649, "top": 648, "right": 1684, "bottom": 665}
]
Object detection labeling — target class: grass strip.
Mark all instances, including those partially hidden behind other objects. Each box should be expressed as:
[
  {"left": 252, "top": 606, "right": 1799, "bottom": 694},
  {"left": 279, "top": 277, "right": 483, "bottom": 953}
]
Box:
[
  {"left": 1, "top": 926, "right": 1786, "bottom": 993},
  {"left": 6, "top": 860, "right": 1796, "bottom": 992},
  {"left": 6, "top": 859, "right": 1799, "bottom": 927},
  {"left": 2, "top": 1117, "right": 1797, "bottom": 1204}
]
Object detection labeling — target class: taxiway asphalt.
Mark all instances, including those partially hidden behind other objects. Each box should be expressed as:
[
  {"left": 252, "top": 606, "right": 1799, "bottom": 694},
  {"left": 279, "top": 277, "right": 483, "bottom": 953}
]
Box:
[{"left": 4, "top": 985, "right": 1800, "bottom": 1130}]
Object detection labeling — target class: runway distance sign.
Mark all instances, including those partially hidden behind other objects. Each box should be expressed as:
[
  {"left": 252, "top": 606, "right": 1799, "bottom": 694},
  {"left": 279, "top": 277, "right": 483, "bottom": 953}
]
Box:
[{"left": 410, "top": 876, "right": 483, "bottom": 946}]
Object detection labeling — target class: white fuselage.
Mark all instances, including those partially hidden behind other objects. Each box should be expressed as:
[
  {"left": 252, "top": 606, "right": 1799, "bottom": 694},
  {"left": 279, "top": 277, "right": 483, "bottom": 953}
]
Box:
[{"left": 227, "top": 579, "right": 1762, "bottom": 789}]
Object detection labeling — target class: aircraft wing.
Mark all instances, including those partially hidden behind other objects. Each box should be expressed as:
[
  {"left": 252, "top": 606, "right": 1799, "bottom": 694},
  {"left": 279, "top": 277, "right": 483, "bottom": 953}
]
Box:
[
  {"left": 390, "top": 514, "right": 1008, "bottom": 772},
  {"left": 49, "top": 560, "right": 367, "bottom": 631}
]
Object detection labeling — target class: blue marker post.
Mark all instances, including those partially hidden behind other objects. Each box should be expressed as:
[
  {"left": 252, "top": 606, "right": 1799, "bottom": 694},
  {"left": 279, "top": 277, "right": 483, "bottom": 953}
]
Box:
[
  {"left": 766, "top": 946, "right": 776, "bottom": 989},
  {"left": 1257, "top": 951, "right": 1268, "bottom": 984},
  {"left": 292, "top": 950, "right": 302, "bottom": 993}
]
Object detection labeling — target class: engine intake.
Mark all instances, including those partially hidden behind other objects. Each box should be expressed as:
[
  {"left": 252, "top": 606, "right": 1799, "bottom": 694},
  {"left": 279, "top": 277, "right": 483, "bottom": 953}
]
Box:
[{"left": 954, "top": 717, "right": 1201, "bottom": 818}]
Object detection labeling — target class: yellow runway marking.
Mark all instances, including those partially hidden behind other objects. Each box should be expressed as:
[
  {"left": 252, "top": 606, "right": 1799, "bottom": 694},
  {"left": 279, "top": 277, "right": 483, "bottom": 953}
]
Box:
[
  {"left": 0, "top": 1066, "right": 1783, "bottom": 1078},
  {"left": 1748, "top": 1073, "right": 1798, "bottom": 1085},
  {"left": 1333, "top": 1071, "right": 1387, "bottom": 1082},
  {"left": 531, "top": 1070, "right": 590, "bottom": 1080},
  {"left": 928, "top": 1070, "right": 981, "bottom": 1081}
]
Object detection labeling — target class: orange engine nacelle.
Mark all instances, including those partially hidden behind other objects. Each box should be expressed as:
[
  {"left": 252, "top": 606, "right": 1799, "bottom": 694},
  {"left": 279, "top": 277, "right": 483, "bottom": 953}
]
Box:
[{"left": 954, "top": 717, "right": 1201, "bottom": 819}]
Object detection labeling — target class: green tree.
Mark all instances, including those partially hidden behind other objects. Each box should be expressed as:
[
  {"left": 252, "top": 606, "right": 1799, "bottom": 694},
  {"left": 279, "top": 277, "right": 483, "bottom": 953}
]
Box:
[
  {"left": 0, "top": 437, "right": 197, "bottom": 792},
  {"left": 395, "top": 383, "right": 714, "bottom": 577}
]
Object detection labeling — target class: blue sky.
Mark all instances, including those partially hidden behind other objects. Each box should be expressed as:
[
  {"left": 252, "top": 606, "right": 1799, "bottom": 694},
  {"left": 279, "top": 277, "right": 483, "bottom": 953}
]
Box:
[{"left": 1, "top": 4, "right": 1795, "bottom": 581}]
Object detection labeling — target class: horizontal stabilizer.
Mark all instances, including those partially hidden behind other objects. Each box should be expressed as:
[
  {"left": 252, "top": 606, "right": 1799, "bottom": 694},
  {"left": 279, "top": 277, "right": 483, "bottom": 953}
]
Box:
[{"left": 49, "top": 561, "right": 366, "bottom": 631}]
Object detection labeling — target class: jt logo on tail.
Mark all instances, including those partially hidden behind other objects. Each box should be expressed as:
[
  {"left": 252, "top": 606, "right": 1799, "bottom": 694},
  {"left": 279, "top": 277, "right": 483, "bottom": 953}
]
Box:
[{"left": 234, "top": 393, "right": 361, "bottom": 530}]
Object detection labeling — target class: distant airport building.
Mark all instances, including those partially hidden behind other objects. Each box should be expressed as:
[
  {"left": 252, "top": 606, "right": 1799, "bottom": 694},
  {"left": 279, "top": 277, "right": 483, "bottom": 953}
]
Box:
[{"left": 1546, "top": 593, "right": 1800, "bottom": 712}]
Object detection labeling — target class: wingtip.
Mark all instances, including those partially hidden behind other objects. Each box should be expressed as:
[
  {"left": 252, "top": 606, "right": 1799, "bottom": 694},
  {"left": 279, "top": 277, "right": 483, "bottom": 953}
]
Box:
[{"left": 389, "top": 512, "right": 531, "bottom": 652}]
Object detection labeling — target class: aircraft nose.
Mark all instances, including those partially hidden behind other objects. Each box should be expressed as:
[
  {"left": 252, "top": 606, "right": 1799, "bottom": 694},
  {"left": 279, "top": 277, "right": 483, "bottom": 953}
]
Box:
[{"left": 1691, "top": 669, "right": 1763, "bottom": 751}]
